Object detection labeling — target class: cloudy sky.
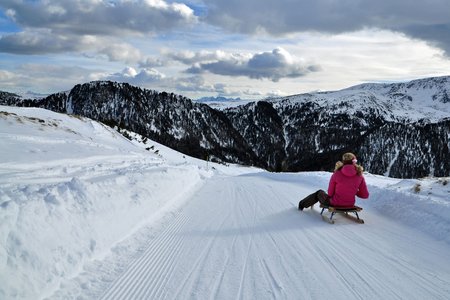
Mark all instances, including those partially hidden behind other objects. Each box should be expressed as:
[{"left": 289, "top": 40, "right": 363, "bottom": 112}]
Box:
[{"left": 1, "top": 0, "right": 450, "bottom": 99}]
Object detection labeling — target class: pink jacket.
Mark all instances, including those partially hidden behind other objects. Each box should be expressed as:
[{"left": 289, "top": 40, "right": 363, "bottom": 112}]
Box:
[{"left": 328, "top": 165, "right": 369, "bottom": 207}]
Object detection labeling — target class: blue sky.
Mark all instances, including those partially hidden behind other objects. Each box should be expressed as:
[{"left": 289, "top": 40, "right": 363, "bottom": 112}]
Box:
[{"left": 1, "top": 0, "right": 450, "bottom": 99}]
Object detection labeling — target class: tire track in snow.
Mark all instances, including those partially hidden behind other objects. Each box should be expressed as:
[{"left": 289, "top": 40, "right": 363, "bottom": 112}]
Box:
[
  {"left": 170, "top": 214, "right": 230, "bottom": 299},
  {"left": 306, "top": 224, "right": 404, "bottom": 299},
  {"left": 235, "top": 185, "right": 257, "bottom": 300},
  {"left": 87, "top": 172, "right": 450, "bottom": 299},
  {"left": 309, "top": 236, "right": 365, "bottom": 300},
  {"left": 241, "top": 181, "right": 290, "bottom": 299},
  {"left": 304, "top": 221, "right": 447, "bottom": 300},
  {"left": 258, "top": 258, "right": 283, "bottom": 299},
  {"left": 209, "top": 230, "right": 240, "bottom": 299},
  {"left": 208, "top": 183, "right": 244, "bottom": 299},
  {"left": 99, "top": 209, "right": 189, "bottom": 300},
  {"left": 171, "top": 179, "right": 237, "bottom": 299}
]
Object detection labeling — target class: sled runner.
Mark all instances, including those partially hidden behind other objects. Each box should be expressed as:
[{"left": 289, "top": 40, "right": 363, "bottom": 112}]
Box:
[{"left": 319, "top": 204, "right": 364, "bottom": 224}]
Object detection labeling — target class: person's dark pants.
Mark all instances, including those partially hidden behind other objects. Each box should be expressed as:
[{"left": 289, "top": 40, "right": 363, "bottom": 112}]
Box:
[{"left": 298, "top": 190, "right": 330, "bottom": 210}]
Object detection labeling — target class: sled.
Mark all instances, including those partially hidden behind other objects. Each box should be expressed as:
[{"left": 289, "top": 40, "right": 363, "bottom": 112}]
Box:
[{"left": 319, "top": 204, "right": 364, "bottom": 224}]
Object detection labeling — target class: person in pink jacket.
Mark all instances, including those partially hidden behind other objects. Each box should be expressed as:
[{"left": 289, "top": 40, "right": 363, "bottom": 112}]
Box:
[{"left": 298, "top": 152, "right": 369, "bottom": 210}]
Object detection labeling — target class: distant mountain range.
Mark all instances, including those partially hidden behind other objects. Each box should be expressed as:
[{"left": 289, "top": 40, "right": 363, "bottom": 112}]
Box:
[
  {"left": 1, "top": 76, "right": 449, "bottom": 178},
  {"left": 195, "top": 96, "right": 255, "bottom": 109}
]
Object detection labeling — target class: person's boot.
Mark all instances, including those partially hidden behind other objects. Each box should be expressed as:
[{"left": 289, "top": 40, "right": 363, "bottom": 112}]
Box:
[{"left": 317, "top": 190, "right": 330, "bottom": 206}]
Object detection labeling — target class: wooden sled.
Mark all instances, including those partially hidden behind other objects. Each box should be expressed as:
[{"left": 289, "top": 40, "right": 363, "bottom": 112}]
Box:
[{"left": 319, "top": 204, "right": 364, "bottom": 224}]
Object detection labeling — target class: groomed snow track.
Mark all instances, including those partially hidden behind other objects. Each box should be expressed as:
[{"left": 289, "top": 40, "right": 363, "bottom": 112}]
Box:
[{"left": 61, "top": 173, "right": 450, "bottom": 300}]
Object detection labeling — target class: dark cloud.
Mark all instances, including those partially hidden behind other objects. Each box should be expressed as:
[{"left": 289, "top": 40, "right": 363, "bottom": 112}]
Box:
[
  {"left": 0, "top": 0, "right": 197, "bottom": 36},
  {"left": 172, "top": 75, "right": 215, "bottom": 92},
  {"left": 108, "top": 71, "right": 221, "bottom": 95},
  {"left": 0, "top": 29, "right": 142, "bottom": 62},
  {"left": 203, "top": 0, "right": 450, "bottom": 55},
  {"left": 0, "top": 0, "right": 197, "bottom": 57},
  {"left": 139, "top": 57, "right": 166, "bottom": 68},
  {"left": 183, "top": 48, "right": 320, "bottom": 81},
  {"left": 401, "top": 23, "right": 450, "bottom": 55},
  {"left": 0, "top": 30, "right": 88, "bottom": 54},
  {"left": 3, "top": 0, "right": 449, "bottom": 60}
]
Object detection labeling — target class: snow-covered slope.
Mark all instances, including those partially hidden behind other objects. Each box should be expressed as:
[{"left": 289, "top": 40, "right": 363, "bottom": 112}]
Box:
[
  {"left": 0, "top": 105, "right": 215, "bottom": 299},
  {"left": 270, "top": 76, "right": 450, "bottom": 123},
  {"left": 1, "top": 106, "right": 449, "bottom": 299}
]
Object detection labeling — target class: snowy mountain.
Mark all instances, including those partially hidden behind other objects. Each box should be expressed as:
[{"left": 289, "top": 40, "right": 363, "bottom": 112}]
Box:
[
  {"left": 0, "top": 81, "right": 258, "bottom": 165},
  {"left": 229, "top": 76, "right": 450, "bottom": 177},
  {"left": 1, "top": 76, "right": 449, "bottom": 178},
  {"left": 1, "top": 105, "right": 449, "bottom": 299},
  {"left": 224, "top": 76, "right": 450, "bottom": 177},
  {"left": 194, "top": 96, "right": 254, "bottom": 109}
]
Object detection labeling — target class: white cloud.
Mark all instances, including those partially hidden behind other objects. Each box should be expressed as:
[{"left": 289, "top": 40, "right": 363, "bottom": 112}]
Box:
[
  {"left": 5, "top": 8, "right": 16, "bottom": 20},
  {"left": 106, "top": 67, "right": 166, "bottom": 85},
  {"left": 121, "top": 67, "right": 139, "bottom": 78},
  {"left": 0, "top": 69, "right": 20, "bottom": 83},
  {"left": 99, "top": 43, "right": 142, "bottom": 63},
  {"left": 168, "top": 49, "right": 234, "bottom": 64},
  {"left": 0, "top": 64, "right": 100, "bottom": 93}
]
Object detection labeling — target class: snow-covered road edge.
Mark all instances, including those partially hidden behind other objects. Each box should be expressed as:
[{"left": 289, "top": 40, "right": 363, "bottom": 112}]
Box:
[
  {"left": 1, "top": 161, "right": 211, "bottom": 299},
  {"left": 0, "top": 105, "right": 216, "bottom": 299}
]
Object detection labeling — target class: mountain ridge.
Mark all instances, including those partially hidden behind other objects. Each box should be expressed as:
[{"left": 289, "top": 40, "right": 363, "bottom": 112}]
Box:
[{"left": 1, "top": 76, "right": 449, "bottom": 178}]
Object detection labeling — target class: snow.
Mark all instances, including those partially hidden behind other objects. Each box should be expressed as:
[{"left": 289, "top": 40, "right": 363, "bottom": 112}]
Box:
[
  {"left": 194, "top": 96, "right": 256, "bottom": 110},
  {"left": 269, "top": 76, "right": 450, "bottom": 123},
  {"left": 1, "top": 105, "right": 450, "bottom": 299}
]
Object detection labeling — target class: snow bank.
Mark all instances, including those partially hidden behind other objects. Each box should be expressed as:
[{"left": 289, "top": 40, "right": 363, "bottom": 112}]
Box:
[
  {"left": 0, "top": 106, "right": 212, "bottom": 299},
  {"left": 366, "top": 174, "right": 450, "bottom": 244}
]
